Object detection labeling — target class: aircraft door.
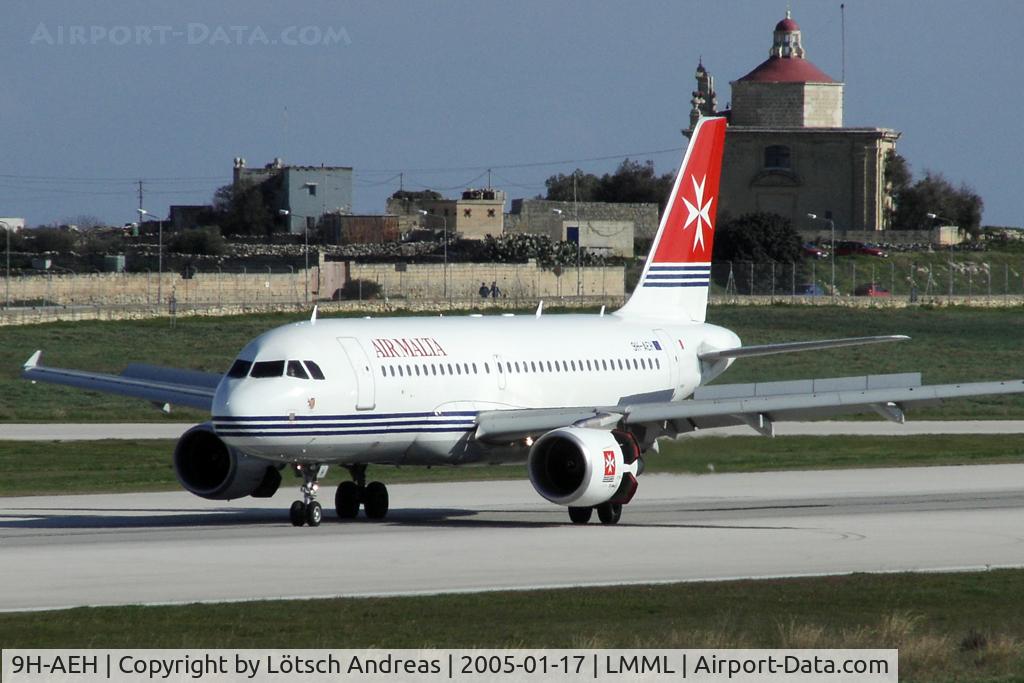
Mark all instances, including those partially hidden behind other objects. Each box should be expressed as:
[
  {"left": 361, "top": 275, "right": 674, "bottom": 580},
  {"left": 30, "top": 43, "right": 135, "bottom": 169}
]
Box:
[
  {"left": 653, "top": 328, "right": 679, "bottom": 394},
  {"left": 494, "top": 354, "right": 507, "bottom": 390},
  {"left": 337, "top": 337, "right": 376, "bottom": 410}
]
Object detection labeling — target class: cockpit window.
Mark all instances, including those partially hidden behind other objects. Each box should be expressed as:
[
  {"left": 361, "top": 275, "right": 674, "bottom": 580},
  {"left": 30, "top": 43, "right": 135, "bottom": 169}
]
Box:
[
  {"left": 250, "top": 360, "right": 285, "bottom": 378},
  {"left": 286, "top": 360, "right": 309, "bottom": 379},
  {"left": 227, "top": 360, "right": 252, "bottom": 378},
  {"left": 304, "top": 360, "right": 326, "bottom": 380}
]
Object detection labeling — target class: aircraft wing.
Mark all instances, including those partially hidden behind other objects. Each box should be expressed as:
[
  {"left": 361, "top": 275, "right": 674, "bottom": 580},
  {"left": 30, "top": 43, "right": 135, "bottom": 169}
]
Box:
[
  {"left": 474, "top": 372, "right": 1024, "bottom": 442},
  {"left": 697, "top": 335, "right": 909, "bottom": 361},
  {"left": 21, "top": 351, "right": 220, "bottom": 412}
]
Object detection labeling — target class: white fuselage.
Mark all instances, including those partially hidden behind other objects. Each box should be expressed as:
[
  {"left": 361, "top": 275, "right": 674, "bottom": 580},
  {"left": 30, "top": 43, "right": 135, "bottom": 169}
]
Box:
[{"left": 211, "top": 312, "right": 739, "bottom": 466}]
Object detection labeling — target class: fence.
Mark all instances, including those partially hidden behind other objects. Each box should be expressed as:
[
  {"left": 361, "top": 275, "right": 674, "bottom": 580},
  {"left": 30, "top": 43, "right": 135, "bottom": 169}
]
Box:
[{"left": 710, "top": 259, "right": 1024, "bottom": 302}]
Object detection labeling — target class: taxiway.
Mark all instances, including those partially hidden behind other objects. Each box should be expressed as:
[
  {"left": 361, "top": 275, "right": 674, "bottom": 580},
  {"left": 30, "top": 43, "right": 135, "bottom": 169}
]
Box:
[{"left": 1, "top": 463, "right": 1023, "bottom": 611}]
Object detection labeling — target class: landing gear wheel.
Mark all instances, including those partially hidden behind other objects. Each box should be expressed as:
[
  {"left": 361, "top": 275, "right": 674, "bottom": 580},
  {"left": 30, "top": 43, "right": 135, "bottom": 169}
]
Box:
[
  {"left": 335, "top": 481, "right": 361, "bottom": 519},
  {"left": 363, "top": 481, "right": 389, "bottom": 520},
  {"left": 305, "top": 501, "right": 323, "bottom": 527},
  {"left": 568, "top": 506, "right": 593, "bottom": 524},
  {"left": 289, "top": 500, "right": 306, "bottom": 527},
  {"left": 596, "top": 502, "right": 622, "bottom": 525}
]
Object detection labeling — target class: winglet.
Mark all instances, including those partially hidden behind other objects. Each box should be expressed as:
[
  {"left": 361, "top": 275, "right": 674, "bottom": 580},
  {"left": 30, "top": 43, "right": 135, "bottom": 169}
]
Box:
[
  {"left": 535, "top": 301, "right": 544, "bottom": 318},
  {"left": 310, "top": 306, "right": 318, "bottom": 325},
  {"left": 24, "top": 350, "right": 42, "bottom": 370}
]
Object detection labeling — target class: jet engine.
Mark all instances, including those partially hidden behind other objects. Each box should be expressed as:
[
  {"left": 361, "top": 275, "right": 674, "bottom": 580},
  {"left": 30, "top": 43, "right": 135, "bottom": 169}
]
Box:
[
  {"left": 528, "top": 427, "right": 639, "bottom": 507},
  {"left": 173, "top": 423, "right": 282, "bottom": 500}
]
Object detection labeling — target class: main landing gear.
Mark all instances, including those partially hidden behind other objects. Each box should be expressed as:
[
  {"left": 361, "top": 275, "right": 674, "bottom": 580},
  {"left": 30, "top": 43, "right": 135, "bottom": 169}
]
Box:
[
  {"left": 335, "top": 464, "right": 390, "bottom": 520},
  {"left": 568, "top": 502, "right": 622, "bottom": 525},
  {"left": 288, "top": 463, "right": 390, "bottom": 526},
  {"left": 289, "top": 463, "right": 328, "bottom": 527}
]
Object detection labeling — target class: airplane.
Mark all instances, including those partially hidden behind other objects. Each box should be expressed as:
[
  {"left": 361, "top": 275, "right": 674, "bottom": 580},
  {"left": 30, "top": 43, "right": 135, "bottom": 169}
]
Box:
[{"left": 22, "top": 117, "right": 1024, "bottom": 527}]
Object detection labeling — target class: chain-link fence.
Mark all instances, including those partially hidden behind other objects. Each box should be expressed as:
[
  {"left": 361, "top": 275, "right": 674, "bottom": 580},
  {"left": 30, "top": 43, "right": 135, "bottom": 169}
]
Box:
[{"left": 710, "top": 259, "right": 1024, "bottom": 301}]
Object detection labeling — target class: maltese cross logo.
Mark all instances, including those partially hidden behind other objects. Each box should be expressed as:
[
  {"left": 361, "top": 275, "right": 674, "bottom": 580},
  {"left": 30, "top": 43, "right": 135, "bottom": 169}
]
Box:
[{"left": 682, "top": 174, "right": 714, "bottom": 251}]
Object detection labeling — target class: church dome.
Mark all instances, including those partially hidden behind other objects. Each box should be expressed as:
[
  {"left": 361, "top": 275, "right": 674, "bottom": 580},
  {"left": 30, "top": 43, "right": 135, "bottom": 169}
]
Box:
[{"left": 738, "top": 11, "right": 835, "bottom": 83}]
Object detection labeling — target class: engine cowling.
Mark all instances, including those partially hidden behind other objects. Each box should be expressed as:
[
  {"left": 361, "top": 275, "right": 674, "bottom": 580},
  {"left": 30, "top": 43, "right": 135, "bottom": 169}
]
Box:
[
  {"left": 528, "top": 427, "right": 638, "bottom": 507},
  {"left": 173, "top": 423, "right": 282, "bottom": 500}
]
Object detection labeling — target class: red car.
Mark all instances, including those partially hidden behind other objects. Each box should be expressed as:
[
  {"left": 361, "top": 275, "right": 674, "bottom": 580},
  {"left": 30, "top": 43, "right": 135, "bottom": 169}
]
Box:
[
  {"left": 801, "top": 243, "right": 827, "bottom": 259},
  {"left": 834, "top": 241, "right": 888, "bottom": 258},
  {"left": 854, "top": 283, "right": 891, "bottom": 297}
]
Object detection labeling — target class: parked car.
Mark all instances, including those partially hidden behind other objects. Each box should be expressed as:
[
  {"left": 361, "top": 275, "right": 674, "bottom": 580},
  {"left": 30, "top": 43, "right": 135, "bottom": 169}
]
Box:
[
  {"left": 854, "top": 283, "right": 891, "bottom": 297},
  {"left": 796, "top": 283, "right": 825, "bottom": 296},
  {"left": 801, "top": 243, "right": 827, "bottom": 259},
  {"left": 834, "top": 241, "right": 888, "bottom": 258}
]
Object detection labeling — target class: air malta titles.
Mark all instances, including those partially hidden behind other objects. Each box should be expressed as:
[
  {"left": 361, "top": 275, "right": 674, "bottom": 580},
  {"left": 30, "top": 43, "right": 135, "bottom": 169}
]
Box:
[{"left": 371, "top": 337, "right": 448, "bottom": 359}]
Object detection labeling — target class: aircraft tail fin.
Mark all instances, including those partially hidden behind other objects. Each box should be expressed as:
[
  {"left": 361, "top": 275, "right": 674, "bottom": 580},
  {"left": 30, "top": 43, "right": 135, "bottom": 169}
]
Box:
[{"left": 616, "top": 116, "right": 727, "bottom": 322}]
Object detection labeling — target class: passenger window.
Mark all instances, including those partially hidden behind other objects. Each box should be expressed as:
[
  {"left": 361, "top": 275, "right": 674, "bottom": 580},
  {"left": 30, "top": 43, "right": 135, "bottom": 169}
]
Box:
[
  {"left": 228, "top": 359, "right": 252, "bottom": 378},
  {"left": 472, "top": 363, "right": 478, "bottom": 374},
  {"left": 464, "top": 363, "right": 470, "bottom": 374},
  {"left": 447, "top": 363, "right": 454, "bottom": 375},
  {"left": 456, "top": 364, "right": 462, "bottom": 375},
  {"left": 530, "top": 361, "right": 537, "bottom": 373},
  {"left": 380, "top": 367, "right": 387, "bottom": 378},
  {"left": 303, "top": 361, "right": 326, "bottom": 380},
  {"left": 586, "top": 360, "right": 592, "bottom": 371},
  {"left": 618, "top": 359, "right": 624, "bottom": 370},
  {"left": 633, "top": 359, "right": 639, "bottom": 369},
  {"left": 250, "top": 360, "right": 285, "bottom": 378},
  {"left": 515, "top": 362, "right": 520, "bottom": 373},
  {"left": 286, "top": 361, "right": 309, "bottom": 379},
  {"left": 570, "top": 361, "right": 576, "bottom": 371},
  {"left": 389, "top": 366, "right": 396, "bottom": 377},
  {"left": 602, "top": 360, "right": 608, "bottom": 371},
  {"left": 431, "top": 364, "right": 437, "bottom": 376},
  {"left": 415, "top": 365, "right": 420, "bottom": 376},
  {"left": 484, "top": 363, "right": 490, "bottom": 374},
  {"left": 656, "top": 358, "right": 661, "bottom": 369},
  {"left": 440, "top": 365, "right": 446, "bottom": 375},
  {"left": 398, "top": 366, "right": 404, "bottom": 377}
]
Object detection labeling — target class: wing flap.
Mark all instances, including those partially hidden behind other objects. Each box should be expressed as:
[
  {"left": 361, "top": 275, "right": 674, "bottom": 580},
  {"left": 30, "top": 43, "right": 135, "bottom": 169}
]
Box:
[{"left": 22, "top": 351, "right": 218, "bottom": 411}]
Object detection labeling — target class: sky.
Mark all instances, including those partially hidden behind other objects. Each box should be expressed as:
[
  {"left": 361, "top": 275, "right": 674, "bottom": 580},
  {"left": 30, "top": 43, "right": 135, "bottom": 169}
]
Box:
[{"left": 2, "top": 0, "right": 1022, "bottom": 228}]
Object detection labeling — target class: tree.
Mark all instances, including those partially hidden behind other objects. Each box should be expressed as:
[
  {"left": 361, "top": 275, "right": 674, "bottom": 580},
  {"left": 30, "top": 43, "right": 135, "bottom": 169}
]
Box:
[
  {"left": 712, "top": 212, "right": 803, "bottom": 292},
  {"left": 544, "top": 159, "right": 675, "bottom": 210},
  {"left": 886, "top": 152, "right": 984, "bottom": 236},
  {"left": 544, "top": 170, "right": 600, "bottom": 203},
  {"left": 212, "top": 180, "right": 277, "bottom": 238}
]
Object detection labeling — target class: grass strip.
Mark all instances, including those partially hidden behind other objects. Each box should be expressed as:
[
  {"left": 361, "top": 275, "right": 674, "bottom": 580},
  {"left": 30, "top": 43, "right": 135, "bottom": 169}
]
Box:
[
  {"left": 0, "top": 434, "right": 1022, "bottom": 497},
  {"left": 1, "top": 570, "right": 1022, "bottom": 682}
]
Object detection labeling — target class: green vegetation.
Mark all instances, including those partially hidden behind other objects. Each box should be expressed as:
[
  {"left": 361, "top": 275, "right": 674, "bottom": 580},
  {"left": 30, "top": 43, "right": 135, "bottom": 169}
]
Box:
[
  {"left": 2, "top": 434, "right": 1021, "bottom": 497},
  {"left": 1, "top": 305, "right": 1022, "bottom": 422},
  {"left": 1, "top": 570, "right": 1022, "bottom": 681}
]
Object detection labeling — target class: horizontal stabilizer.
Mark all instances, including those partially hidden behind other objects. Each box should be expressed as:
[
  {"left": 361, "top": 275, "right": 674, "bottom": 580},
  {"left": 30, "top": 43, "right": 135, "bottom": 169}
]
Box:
[{"left": 698, "top": 335, "right": 909, "bottom": 362}]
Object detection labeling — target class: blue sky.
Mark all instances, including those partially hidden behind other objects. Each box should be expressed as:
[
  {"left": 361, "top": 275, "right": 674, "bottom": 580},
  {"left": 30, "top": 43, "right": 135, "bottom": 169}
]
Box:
[{"left": 2, "top": 1, "right": 1021, "bottom": 228}]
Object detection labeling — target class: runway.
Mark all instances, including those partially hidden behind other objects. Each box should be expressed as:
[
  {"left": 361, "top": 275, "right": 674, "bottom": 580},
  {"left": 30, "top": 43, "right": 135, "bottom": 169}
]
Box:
[
  {"left": 2, "top": 463, "right": 1024, "bottom": 612},
  {"left": 4, "top": 420, "right": 1024, "bottom": 440}
]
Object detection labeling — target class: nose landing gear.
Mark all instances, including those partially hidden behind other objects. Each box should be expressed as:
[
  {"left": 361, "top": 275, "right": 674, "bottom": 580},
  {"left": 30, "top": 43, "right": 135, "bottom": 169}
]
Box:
[
  {"left": 335, "top": 464, "right": 390, "bottom": 520},
  {"left": 289, "top": 463, "right": 327, "bottom": 527}
]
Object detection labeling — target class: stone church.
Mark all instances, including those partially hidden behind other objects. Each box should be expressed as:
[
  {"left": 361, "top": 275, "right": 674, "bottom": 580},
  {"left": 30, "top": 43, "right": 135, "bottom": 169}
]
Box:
[{"left": 688, "top": 11, "right": 900, "bottom": 232}]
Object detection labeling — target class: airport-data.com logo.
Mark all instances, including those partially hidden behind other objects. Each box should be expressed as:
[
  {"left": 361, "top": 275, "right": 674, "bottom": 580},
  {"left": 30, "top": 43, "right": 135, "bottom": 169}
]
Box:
[{"left": 29, "top": 23, "right": 351, "bottom": 47}]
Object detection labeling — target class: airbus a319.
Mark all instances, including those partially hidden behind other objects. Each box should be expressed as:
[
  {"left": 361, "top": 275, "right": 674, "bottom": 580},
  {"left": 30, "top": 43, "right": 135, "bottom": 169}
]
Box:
[{"left": 24, "top": 117, "right": 1024, "bottom": 527}]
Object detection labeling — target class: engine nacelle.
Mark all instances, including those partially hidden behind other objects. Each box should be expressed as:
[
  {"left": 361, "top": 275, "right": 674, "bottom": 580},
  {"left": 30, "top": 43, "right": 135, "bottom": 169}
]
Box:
[
  {"left": 173, "top": 423, "right": 282, "bottom": 500},
  {"left": 528, "top": 427, "right": 637, "bottom": 507}
]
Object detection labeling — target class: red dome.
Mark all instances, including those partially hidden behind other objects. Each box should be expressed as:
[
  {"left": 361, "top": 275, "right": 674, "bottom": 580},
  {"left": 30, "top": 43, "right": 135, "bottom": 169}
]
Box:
[
  {"left": 775, "top": 17, "right": 800, "bottom": 31},
  {"left": 738, "top": 56, "right": 834, "bottom": 83}
]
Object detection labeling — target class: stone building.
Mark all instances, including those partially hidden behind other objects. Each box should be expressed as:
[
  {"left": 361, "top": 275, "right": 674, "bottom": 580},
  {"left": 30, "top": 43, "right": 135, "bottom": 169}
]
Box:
[
  {"left": 233, "top": 157, "right": 354, "bottom": 235},
  {"left": 386, "top": 188, "right": 506, "bottom": 239},
  {"left": 688, "top": 11, "right": 900, "bottom": 232},
  {"left": 505, "top": 199, "right": 657, "bottom": 258}
]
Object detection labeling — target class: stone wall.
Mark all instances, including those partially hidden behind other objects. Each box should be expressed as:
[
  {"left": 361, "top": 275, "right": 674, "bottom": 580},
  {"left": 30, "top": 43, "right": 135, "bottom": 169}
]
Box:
[
  {"left": 321, "top": 260, "right": 625, "bottom": 302},
  {"left": 2, "top": 270, "right": 308, "bottom": 307}
]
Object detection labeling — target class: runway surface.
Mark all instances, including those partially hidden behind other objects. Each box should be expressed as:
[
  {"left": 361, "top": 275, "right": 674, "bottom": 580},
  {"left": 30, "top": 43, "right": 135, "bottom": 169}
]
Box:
[
  {"left": 4, "top": 420, "right": 1024, "bottom": 440},
  {"left": 2, "top": 464, "right": 1024, "bottom": 612}
]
